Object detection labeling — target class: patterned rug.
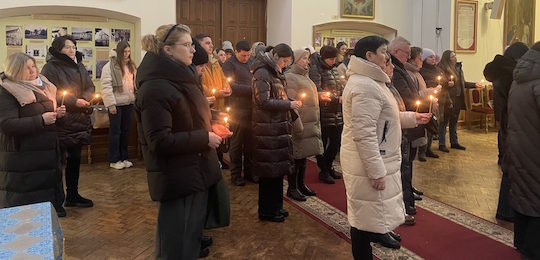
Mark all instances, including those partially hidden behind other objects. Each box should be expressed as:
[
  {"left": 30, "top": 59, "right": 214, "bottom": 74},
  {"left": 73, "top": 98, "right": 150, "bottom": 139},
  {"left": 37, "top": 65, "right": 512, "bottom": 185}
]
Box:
[{"left": 283, "top": 158, "right": 518, "bottom": 259}]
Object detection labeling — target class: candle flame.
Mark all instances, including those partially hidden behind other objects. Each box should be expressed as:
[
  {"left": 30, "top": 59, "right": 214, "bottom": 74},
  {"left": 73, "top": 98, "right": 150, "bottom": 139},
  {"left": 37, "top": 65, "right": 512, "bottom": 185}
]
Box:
[
  {"left": 63, "top": 91, "right": 67, "bottom": 96},
  {"left": 430, "top": 95, "right": 433, "bottom": 100},
  {"left": 340, "top": 75, "right": 345, "bottom": 79},
  {"left": 301, "top": 93, "right": 306, "bottom": 99},
  {"left": 226, "top": 107, "right": 230, "bottom": 113},
  {"left": 434, "top": 90, "right": 438, "bottom": 94},
  {"left": 212, "top": 88, "right": 216, "bottom": 95},
  {"left": 437, "top": 76, "right": 441, "bottom": 81},
  {"left": 326, "top": 91, "right": 331, "bottom": 96},
  {"left": 224, "top": 116, "right": 228, "bottom": 123},
  {"left": 95, "top": 94, "right": 100, "bottom": 98},
  {"left": 227, "top": 77, "right": 232, "bottom": 82},
  {"left": 416, "top": 100, "right": 420, "bottom": 106},
  {"left": 450, "top": 75, "right": 454, "bottom": 80}
]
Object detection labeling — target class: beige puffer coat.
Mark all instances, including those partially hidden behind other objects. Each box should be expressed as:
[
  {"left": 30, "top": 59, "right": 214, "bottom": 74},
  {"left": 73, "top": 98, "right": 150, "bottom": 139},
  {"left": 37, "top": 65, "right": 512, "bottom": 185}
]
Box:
[
  {"left": 341, "top": 56, "right": 416, "bottom": 233},
  {"left": 285, "top": 64, "right": 323, "bottom": 159}
]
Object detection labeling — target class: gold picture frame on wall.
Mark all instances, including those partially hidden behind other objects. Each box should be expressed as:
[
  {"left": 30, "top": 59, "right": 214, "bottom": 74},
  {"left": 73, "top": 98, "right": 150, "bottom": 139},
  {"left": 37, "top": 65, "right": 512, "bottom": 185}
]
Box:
[
  {"left": 454, "top": 0, "right": 477, "bottom": 53},
  {"left": 504, "top": 0, "right": 535, "bottom": 48},
  {"left": 341, "top": 0, "right": 375, "bottom": 19}
]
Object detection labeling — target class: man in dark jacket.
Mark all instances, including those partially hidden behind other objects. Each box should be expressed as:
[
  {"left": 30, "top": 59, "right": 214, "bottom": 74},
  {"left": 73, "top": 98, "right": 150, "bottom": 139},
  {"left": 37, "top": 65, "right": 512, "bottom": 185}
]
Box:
[
  {"left": 483, "top": 42, "right": 528, "bottom": 223},
  {"left": 389, "top": 36, "right": 423, "bottom": 223},
  {"left": 506, "top": 43, "right": 540, "bottom": 259},
  {"left": 222, "top": 40, "right": 257, "bottom": 186},
  {"left": 309, "top": 46, "right": 343, "bottom": 184}
]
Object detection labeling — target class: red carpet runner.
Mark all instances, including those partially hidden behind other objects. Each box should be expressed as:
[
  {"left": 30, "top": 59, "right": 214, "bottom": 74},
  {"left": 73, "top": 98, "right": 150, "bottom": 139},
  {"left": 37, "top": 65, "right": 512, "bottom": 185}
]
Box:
[{"left": 285, "top": 159, "right": 520, "bottom": 259}]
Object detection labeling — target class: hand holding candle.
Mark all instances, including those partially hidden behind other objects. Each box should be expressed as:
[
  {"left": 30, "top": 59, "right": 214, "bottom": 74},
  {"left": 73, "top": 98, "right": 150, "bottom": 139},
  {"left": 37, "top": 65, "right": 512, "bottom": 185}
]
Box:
[
  {"left": 60, "top": 91, "right": 67, "bottom": 106},
  {"left": 89, "top": 93, "right": 100, "bottom": 105},
  {"left": 429, "top": 95, "right": 434, "bottom": 113},
  {"left": 211, "top": 88, "right": 216, "bottom": 96}
]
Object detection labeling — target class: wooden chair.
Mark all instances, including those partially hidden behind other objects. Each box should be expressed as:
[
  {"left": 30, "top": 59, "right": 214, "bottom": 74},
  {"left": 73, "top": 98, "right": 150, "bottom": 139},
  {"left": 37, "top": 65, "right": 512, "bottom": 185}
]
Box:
[{"left": 465, "top": 88, "right": 494, "bottom": 133}]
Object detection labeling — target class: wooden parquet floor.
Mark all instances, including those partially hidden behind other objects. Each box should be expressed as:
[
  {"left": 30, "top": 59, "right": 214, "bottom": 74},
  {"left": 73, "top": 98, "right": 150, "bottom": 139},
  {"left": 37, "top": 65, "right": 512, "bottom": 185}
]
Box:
[{"left": 60, "top": 128, "right": 509, "bottom": 259}]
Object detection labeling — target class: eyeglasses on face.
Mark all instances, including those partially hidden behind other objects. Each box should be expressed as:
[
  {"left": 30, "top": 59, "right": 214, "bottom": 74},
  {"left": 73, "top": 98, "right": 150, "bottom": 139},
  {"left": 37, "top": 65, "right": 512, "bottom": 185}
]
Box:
[{"left": 173, "top": 42, "right": 195, "bottom": 48}]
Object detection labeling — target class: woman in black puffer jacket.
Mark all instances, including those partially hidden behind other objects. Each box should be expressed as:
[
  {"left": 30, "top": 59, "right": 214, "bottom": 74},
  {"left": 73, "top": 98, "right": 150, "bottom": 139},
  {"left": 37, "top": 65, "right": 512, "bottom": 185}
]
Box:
[
  {"left": 0, "top": 53, "right": 66, "bottom": 216},
  {"left": 41, "top": 35, "right": 95, "bottom": 209},
  {"left": 251, "top": 44, "right": 301, "bottom": 222},
  {"left": 136, "top": 24, "right": 226, "bottom": 259}
]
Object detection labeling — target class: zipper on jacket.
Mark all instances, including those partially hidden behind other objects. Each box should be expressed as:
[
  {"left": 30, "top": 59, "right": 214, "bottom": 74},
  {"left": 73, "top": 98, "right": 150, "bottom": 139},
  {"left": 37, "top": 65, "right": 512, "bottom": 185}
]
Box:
[{"left": 380, "top": 120, "right": 389, "bottom": 145}]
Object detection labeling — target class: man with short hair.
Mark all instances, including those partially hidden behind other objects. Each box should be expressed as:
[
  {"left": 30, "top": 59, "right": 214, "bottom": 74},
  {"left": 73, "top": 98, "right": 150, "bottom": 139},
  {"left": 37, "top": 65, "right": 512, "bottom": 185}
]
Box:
[
  {"left": 195, "top": 34, "right": 232, "bottom": 169},
  {"left": 308, "top": 45, "right": 344, "bottom": 185},
  {"left": 389, "top": 36, "right": 424, "bottom": 225},
  {"left": 222, "top": 40, "right": 257, "bottom": 186}
]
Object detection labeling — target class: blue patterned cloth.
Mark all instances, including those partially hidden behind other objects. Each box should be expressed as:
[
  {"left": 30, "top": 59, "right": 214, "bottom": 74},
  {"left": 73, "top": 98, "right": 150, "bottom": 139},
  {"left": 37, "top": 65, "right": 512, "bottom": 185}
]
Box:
[{"left": 0, "top": 202, "right": 63, "bottom": 260}]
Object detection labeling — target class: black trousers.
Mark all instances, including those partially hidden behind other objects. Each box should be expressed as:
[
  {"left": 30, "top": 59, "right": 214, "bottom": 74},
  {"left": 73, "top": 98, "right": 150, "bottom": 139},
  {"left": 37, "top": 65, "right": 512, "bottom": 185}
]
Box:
[
  {"left": 514, "top": 211, "right": 540, "bottom": 259},
  {"left": 258, "top": 177, "right": 283, "bottom": 215},
  {"left": 496, "top": 170, "right": 514, "bottom": 220},
  {"left": 156, "top": 191, "right": 208, "bottom": 260},
  {"left": 229, "top": 121, "right": 253, "bottom": 178},
  {"left": 60, "top": 143, "right": 82, "bottom": 198},
  {"left": 107, "top": 104, "right": 133, "bottom": 163},
  {"left": 350, "top": 227, "right": 373, "bottom": 260},
  {"left": 400, "top": 138, "right": 417, "bottom": 210},
  {"left": 316, "top": 125, "right": 343, "bottom": 171}
]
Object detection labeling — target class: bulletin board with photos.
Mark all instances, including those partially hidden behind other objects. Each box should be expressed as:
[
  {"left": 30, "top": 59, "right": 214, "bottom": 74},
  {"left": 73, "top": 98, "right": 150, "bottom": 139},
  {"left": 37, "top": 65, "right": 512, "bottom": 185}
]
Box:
[{"left": 0, "top": 15, "right": 135, "bottom": 90}]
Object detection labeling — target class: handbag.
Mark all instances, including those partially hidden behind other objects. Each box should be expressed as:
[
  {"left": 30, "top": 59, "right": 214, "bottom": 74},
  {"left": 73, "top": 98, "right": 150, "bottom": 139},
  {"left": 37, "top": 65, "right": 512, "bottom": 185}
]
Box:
[
  {"left": 91, "top": 104, "right": 110, "bottom": 129},
  {"left": 425, "top": 115, "right": 439, "bottom": 135},
  {"left": 205, "top": 176, "right": 231, "bottom": 229}
]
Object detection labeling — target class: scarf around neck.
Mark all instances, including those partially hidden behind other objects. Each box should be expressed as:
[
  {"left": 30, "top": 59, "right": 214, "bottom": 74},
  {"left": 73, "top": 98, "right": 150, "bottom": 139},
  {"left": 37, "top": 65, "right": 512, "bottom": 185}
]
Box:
[{"left": 1, "top": 74, "right": 58, "bottom": 107}]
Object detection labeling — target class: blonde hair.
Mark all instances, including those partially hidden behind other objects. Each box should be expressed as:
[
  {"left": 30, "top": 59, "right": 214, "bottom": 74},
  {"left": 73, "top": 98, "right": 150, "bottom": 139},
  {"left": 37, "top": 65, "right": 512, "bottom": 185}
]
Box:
[
  {"left": 141, "top": 24, "right": 191, "bottom": 55},
  {"left": 4, "top": 53, "right": 37, "bottom": 82}
]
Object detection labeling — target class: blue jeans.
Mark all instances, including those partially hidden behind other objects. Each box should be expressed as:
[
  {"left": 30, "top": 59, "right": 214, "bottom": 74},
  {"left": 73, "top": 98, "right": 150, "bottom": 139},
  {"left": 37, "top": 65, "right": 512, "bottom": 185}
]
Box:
[
  {"left": 438, "top": 104, "right": 461, "bottom": 147},
  {"left": 108, "top": 104, "right": 133, "bottom": 163}
]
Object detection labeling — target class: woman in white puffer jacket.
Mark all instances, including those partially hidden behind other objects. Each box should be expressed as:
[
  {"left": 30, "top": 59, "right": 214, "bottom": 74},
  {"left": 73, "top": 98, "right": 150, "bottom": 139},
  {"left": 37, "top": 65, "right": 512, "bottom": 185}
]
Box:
[{"left": 341, "top": 36, "right": 431, "bottom": 259}]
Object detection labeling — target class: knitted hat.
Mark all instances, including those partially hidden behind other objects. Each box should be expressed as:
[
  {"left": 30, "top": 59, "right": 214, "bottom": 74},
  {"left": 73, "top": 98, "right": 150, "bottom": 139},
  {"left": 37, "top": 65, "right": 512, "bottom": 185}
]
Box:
[
  {"left": 320, "top": 46, "right": 338, "bottom": 60},
  {"left": 192, "top": 37, "right": 208, "bottom": 65},
  {"left": 222, "top": 41, "right": 234, "bottom": 51},
  {"left": 422, "top": 48, "right": 436, "bottom": 61},
  {"left": 293, "top": 49, "right": 309, "bottom": 64}
]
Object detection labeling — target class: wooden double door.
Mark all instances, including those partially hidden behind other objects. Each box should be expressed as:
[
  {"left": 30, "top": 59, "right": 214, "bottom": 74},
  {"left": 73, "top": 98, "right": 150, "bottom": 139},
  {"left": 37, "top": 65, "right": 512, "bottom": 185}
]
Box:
[{"left": 177, "top": 0, "right": 266, "bottom": 49}]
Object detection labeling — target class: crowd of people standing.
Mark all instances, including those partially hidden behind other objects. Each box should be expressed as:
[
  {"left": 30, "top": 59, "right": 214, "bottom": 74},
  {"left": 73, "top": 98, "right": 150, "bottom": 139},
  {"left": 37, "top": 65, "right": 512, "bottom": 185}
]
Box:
[{"left": 1, "top": 22, "right": 539, "bottom": 259}]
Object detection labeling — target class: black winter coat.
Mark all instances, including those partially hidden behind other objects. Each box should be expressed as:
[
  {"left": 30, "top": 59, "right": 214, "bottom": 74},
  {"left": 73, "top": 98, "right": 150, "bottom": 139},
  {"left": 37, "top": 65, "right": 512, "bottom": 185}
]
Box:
[
  {"left": 506, "top": 49, "right": 540, "bottom": 217},
  {"left": 41, "top": 48, "right": 94, "bottom": 146},
  {"left": 0, "top": 81, "right": 61, "bottom": 209},
  {"left": 391, "top": 55, "right": 424, "bottom": 140},
  {"left": 135, "top": 52, "right": 221, "bottom": 202},
  {"left": 222, "top": 54, "right": 253, "bottom": 124},
  {"left": 308, "top": 53, "right": 343, "bottom": 127},
  {"left": 251, "top": 52, "right": 293, "bottom": 178}
]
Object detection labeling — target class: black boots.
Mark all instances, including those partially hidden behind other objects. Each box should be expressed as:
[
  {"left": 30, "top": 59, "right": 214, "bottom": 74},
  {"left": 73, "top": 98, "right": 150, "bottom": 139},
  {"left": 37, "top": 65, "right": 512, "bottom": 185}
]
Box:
[
  {"left": 296, "top": 159, "right": 316, "bottom": 196},
  {"left": 65, "top": 193, "right": 93, "bottom": 207},
  {"left": 287, "top": 170, "right": 307, "bottom": 201}
]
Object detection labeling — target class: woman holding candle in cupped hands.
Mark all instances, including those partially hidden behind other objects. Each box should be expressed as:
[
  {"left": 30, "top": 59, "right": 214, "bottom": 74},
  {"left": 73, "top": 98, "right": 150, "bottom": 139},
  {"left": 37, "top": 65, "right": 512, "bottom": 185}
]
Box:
[
  {"left": 284, "top": 48, "right": 323, "bottom": 201},
  {"left": 41, "top": 35, "right": 95, "bottom": 209},
  {"left": 437, "top": 50, "right": 482, "bottom": 152}
]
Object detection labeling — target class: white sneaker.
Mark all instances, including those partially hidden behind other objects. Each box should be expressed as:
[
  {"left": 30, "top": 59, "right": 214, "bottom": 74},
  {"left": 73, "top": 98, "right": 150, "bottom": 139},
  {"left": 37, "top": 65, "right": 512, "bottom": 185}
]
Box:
[
  {"left": 122, "top": 160, "right": 133, "bottom": 168},
  {"left": 110, "top": 161, "right": 125, "bottom": 170}
]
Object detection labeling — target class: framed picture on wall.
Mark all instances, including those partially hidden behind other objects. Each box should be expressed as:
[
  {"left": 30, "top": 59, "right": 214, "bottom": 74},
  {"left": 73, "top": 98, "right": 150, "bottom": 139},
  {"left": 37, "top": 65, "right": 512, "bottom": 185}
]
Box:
[
  {"left": 504, "top": 0, "right": 535, "bottom": 47},
  {"left": 323, "top": 37, "right": 335, "bottom": 47},
  {"left": 24, "top": 25, "right": 47, "bottom": 39},
  {"left": 6, "top": 26, "right": 23, "bottom": 46},
  {"left": 341, "top": 0, "right": 374, "bottom": 19},
  {"left": 454, "top": 0, "right": 477, "bottom": 53}
]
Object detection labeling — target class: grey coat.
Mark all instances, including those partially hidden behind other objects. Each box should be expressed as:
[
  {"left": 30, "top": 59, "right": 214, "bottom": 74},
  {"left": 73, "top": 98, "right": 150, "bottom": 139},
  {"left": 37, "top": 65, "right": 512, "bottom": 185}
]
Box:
[{"left": 284, "top": 64, "right": 323, "bottom": 159}]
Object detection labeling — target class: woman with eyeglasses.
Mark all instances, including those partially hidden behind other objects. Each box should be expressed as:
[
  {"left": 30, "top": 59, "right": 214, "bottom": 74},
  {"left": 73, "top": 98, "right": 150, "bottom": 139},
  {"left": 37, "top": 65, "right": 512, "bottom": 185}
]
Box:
[
  {"left": 136, "top": 24, "right": 230, "bottom": 259},
  {"left": 41, "top": 35, "right": 95, "bottom": 211},
  {"left": 251, "top": 43, "right": 302, "bottom": 222}
]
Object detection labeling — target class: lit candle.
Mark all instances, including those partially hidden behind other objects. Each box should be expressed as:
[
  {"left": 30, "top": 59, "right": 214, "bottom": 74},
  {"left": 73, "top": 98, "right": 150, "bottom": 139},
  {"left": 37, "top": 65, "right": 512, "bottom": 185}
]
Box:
[
  {"left": 437, "top": 75, "right": 442, "bottom": 84},
  {"left": 211, "top": 88, "right": 216, "bottom": 96},
  {"left": 340, "top": 75, "right": 345, "bottom": 79},
  {"left": 326, "top": 91, "right": 331, "bottom": 97},
  {"left": 227, "top": 77, "right": 232, "bottom": 83},
  {"left": 429, "top": 95, "right": 434, "bottom": 114},
  {"left": 224, "top": 116, "right": 228, "bottom": 124},
  {"left": 434, "top": 90, "right": 438, "bottom": 94},
  {"left": 226, "top": 107, "right": 230, "bottom": 113},
  {"left": 90, "top": 93, "right": 100, "bottom": 105},
  {"left": 481, "top": 79, "right": 485, "bottom": 87},
  {"left": 301, "top": 92, "right": 306, "bottom": 99},
  {"left": 61, "top": 91, "right": 67, "bottom": 106},
  {"left": 450, "top": 75, "right": 454, "bottom": 81},
  {"left": 415, "top": 100, "right": 420, "bottom": 112}
]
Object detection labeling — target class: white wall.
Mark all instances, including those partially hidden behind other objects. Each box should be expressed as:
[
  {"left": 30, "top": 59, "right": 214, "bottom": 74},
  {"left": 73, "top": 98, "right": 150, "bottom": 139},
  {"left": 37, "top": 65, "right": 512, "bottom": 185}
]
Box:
[
  {"left": 266, "top": 0, "right": 292, "bottom": 46},
  {"left": 270, "top": 0, "right": 417, "bottom": 49},
  {"left": 0, "top": 0, "right": 175, "bottom": 35}
]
